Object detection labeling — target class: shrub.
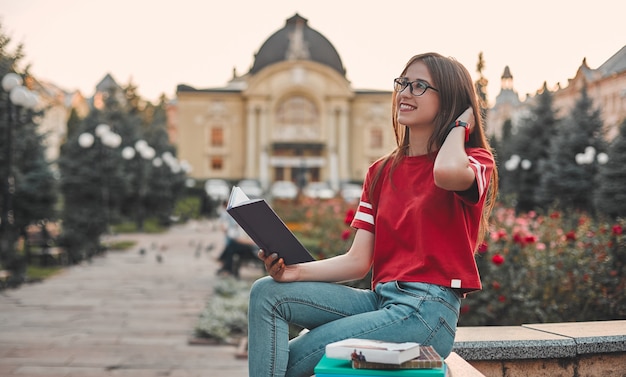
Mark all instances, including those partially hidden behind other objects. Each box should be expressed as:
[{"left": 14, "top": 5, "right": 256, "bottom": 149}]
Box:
[
  {"left": 195, "top": 277, "right": 251, "bottom": 342},
  {"left": 459, "top": 205, "right": 626, "bottom": 325}
]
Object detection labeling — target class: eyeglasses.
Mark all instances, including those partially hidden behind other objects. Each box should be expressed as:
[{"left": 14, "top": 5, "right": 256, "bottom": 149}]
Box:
[{"left": 393, "top": 78, "right": 439, "bottom": 96}]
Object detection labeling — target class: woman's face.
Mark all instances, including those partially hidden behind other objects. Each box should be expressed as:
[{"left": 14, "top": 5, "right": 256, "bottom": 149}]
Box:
[{"left": 395, "top": 60, "right": 440, "bottom": 130}]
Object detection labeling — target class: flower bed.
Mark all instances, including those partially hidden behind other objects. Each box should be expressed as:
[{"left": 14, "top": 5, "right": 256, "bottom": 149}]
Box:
[{"left": 459, "top": 205, "right": 625, "bottom": 326}]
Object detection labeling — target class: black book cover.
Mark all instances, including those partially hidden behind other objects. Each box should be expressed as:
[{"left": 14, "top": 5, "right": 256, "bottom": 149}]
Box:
[{"left": 226, "top": 187, "right": 314, "bottom": 265}]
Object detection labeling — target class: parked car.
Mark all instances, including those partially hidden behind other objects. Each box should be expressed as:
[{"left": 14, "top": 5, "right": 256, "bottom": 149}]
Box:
[
  {"left": 270, "top": 180, "right": 298, "bottom": 200},
  {"left": 340, "top": 182, "right": 363, "bottom": 203},
  {"left": 303, "top": 181, "right": 336, "bottom": 199},
  {"left": 204, "top": 179, "right": 230, "bottom": 202},
  {"left": 237, "top": 179, "right": 264, "bottom": 199}
]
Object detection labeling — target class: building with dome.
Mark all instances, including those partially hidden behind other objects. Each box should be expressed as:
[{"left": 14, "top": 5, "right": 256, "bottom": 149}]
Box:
[{"left": 174, "top": 14, "right": 394, "bottom": 192}]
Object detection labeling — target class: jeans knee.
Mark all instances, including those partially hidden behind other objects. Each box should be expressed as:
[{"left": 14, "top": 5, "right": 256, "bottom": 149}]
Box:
[{"left": 249, "top": 276, "right": 276, "bottom": 309}]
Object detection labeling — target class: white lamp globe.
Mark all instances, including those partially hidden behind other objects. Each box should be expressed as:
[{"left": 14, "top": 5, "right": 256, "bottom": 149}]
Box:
[
  {"left": 78, "top": 133, "right": 95, "bottom": 148},
  {"left": 2, "top": 72, "right": 22, "bottom": 92},
  {"left": 122, "top": 146, "right": 136, "bottom": 160}
]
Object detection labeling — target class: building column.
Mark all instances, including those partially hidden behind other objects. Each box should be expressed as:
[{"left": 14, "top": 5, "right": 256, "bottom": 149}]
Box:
[
  {"left": 259, "top": 105, "right": 270, "bottom": 191},
  {"left": 338, "top": 105, "right": 350, "bottom": 182},
  {"left": 245, "top": 106, "right": 258, "bottom": 178},
  {"left": 328, "top": 108, "right": 340, "bottom": 191}
]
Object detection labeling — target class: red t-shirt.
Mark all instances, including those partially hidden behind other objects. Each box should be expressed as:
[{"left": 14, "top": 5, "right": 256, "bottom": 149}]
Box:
[{"left": 351, "top": 148, "right": 494, "bottom": 293}]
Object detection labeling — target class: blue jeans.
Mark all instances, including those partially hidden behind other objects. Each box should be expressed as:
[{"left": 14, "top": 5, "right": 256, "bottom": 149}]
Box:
[{"left": 247, "top": 276, "right": 461, "bottom": 377}]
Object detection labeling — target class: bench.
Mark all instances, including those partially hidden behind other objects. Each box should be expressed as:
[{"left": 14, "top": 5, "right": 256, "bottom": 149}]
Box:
[
  {"left": 0, "top": 269, "right": 11, "bottom": 288},
  {"left": 24, "top": 223, "right": 67, "bottom": 266}
]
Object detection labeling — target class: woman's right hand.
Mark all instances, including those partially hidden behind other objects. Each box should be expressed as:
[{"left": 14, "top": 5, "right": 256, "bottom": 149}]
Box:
[{"left": 257, "top": 249, "right": 299, "bottom": 282}]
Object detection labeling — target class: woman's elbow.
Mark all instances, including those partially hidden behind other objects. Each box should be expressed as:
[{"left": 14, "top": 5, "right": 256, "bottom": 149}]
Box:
[{"left": 433, "top": 164, "right": 474, "bottom": 191}]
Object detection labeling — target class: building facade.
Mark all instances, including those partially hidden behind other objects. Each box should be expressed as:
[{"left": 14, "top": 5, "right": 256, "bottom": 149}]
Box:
[
  {"left": 488, "top": 45, "right": 626, "bottom": 141},
  {"left": 175, "top": 14, "right": 394, "bottom": 191}
]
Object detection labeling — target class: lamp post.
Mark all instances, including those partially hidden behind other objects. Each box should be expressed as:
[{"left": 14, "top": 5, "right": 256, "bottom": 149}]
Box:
[
  {"left": 575, "top": 146, "right": 608, "bottom": 166},
  {"left": 504, "top": 154, "right": 532, "bottom": 172},
  {"left": 1, "top": 73, "right": 38, "bottom": 265},
  {"left": 78, "top": 124, "right": 121, "bottom": 234},
  {"left": 122, "top": 139, "right": 155, "bottom": 231}
]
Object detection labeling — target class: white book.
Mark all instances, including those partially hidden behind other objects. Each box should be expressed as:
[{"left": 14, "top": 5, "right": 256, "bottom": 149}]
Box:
[{"left": 325, "top": 338, "right": 421, "bottom": 365}]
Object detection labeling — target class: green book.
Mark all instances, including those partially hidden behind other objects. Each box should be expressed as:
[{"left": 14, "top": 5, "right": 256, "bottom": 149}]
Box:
[{"left": 314, "top": 355, "right": 446, "bottom": 377}]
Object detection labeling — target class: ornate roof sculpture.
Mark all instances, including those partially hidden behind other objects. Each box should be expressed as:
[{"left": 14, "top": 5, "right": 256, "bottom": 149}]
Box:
[{"left": 249, "top": 13, "right": 346, "bottom": 76}]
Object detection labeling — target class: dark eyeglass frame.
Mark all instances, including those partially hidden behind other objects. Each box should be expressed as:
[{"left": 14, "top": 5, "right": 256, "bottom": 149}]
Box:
[{"left": 393, "top": 77, "right": 439, "bottom": 96}]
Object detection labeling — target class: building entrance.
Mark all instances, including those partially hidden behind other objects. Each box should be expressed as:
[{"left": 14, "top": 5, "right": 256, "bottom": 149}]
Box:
[{"left": 270, "top": 142, "right": 325, "bottom": 189}]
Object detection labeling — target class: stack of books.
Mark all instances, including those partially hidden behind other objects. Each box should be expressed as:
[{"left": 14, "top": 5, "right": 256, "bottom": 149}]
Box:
[{"left": 316, "top": 339, "right": 446, "bottom": 377}]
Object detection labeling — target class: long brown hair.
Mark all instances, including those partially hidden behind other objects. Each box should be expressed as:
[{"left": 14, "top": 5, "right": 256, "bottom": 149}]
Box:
[{"left": 369, "top": 52, "right": 499, "bottom": 247}]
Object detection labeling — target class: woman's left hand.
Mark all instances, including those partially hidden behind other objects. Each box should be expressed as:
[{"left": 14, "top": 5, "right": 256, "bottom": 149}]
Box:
[{"left": 257, "top": 249, "right": 299, "bottom": 282}]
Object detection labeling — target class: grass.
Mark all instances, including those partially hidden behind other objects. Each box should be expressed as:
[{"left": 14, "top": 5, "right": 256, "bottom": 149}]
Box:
[{"left": 26, "top": 265, "right": 63, "bottom": 281}]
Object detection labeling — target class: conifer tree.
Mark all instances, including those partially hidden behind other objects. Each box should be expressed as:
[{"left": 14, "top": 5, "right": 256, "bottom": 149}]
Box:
[
  {"left": 475, "top": 52, "right": 489, "bottom": 124},
  {"left": 58, "top": 88, "right": 135, "bottom": 261},
  {"left": 507, "top": 83, "right": 559, "bottom": 212},
  {"left": 595, "top": 119, "right": 626, "bottom": 218},
  {"left": 1, "top": 22, "right": 56, "bottom": 276},
  {"left": 141, "top": 98, "right": 186, "bottom": 226},
  {"left": 537, "top": 85, "right": 606, "bottom": 214}
]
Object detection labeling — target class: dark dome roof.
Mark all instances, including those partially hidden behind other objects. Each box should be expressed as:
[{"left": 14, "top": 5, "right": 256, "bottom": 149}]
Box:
[{"left": 249, "top": 14, "right": 345, "bottom": 76}]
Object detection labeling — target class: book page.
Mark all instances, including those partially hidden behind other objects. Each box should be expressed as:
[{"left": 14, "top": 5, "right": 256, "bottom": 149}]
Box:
[{"left": 227, "top": 186, "right": 250, "bottom": 208}]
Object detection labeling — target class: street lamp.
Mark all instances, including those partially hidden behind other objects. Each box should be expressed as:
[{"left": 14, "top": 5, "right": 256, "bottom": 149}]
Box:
[
  {"left": 504, "top": 154, "right": 532, "bottom": 171},
  {"left": 78, "top": 124, "right": 121, "bottom": 233},
  {"left": 575, "top": 146, "right": 609, "bottom": 166},
  {"left": 122, "top": 139, "right": 156, "bottom": 231},
  {"left": 1, "top": 73, "right": 39, "bottom": 265}
]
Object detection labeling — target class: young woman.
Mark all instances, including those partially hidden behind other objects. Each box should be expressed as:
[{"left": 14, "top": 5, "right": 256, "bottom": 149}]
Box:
[{"left": 248, "top": 52, "right": 499, "bottom": 377}]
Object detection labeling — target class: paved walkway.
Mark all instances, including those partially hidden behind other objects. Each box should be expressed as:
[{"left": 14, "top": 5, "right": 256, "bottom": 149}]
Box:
[{"left": 0, "top": 219, "right": 261, "bottom": 377}]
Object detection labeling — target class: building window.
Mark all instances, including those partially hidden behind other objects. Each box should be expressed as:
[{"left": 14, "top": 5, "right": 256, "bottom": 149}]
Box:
[
  {"left": 370, "top": 128, "right": 383, "bottom": 149},
  {"left": 275, "top": 96, "right": 319, "bottom": 141},
  {"left": 210, "top": 157, "right": 223, "bottom": 171},
  {"left": 210, "top": 126, "right": 224, "bottom": 147}
]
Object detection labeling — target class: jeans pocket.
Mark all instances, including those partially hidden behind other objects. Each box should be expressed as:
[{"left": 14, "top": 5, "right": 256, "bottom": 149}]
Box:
[{"left": 424, "top": 315, "right": 456, "bottom": 358}]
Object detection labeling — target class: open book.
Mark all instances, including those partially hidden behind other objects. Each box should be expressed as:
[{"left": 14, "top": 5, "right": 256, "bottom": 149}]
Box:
[{"left": 226, "top": 186, "right": 315, "bottom": 265}]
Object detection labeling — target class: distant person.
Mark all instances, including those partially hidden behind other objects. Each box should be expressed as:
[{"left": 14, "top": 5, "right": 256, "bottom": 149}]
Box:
[
  {"left": 248, "top": 52, "right": 499, "bottom": 377},
  {"left": 217, "top": 201, "right": 257, "bottom": 277}
]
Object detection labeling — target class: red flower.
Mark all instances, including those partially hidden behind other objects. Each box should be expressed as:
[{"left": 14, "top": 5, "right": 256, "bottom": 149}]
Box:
[
  {"left": 477, "top": 242, "right": 488, "bottom": 254},
  {"left": 550, "top": 211, "right": 561, "bottom": 219},
  {"left": 344, "top": 209, "right": 355, "bottom": 225},
  {"left": 492, "top": 281, "right": 501, "bottom": 290},
  {"left": 565, "top": 231, "right": 576, "bottom": 241},
  {"left": 498, "top": 295, "right": 506, "bottom": 303},
  {"left": 513, "top": 233, "right": 523, "bottom": 244},
  {"left": 492, "top": 254, "right": 505, "bottom": 266},
  {"left": 612, "top": 224, "right": 623, "bottom": 236},
  {"left": 524, "top": 235, "right": 537, "bottom": 244},
  {"left": 341, "top": 229, "right": 352, "bottom": 241}
]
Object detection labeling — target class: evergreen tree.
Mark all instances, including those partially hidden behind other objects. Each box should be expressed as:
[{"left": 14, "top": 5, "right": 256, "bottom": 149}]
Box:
[
  {"left": 117, "top": 87, "right": 185, "bottom": 230},
  {"left": 1, "top": 22, "right": 56, "bottom": 278},
  {"left": 507, "top": 83, "right": 559, "bottom": 212},
  {"left": 595, "top": 119, "right": 626, "bottom": 218},
  {"left": 58, "top": 88, "right": 136, "bottom": 262},
  {"left": 494, "top": 118, "right": 516, "bottom": 199},
  {"left": 65, "top": 107, "right": 83, "bottom": 140},
  {"left": 12, "top": 120, "right": 57, "bottom": 233},
  {"left": 537, "top": 85, "right": 606, "bottom": 214},
  {"left": 475, "top": 52, "right": 489, "bottom": 124},
  {"left": 142, "top": 98, "right": 186, "bottom": 225}
]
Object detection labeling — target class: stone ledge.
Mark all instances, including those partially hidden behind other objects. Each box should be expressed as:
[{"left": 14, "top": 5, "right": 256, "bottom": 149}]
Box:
[
  {"left": 523, "top": 320, "right": 626, "bottom": 355},
  {"left": 453, "top": 320, "right": 626, "bottom": 361},
  {"left": 452, "top": 320, "right": 626, "bottom": 377},
  {"left": 453, "top": 325, "right": 576, "bottom": 360}
]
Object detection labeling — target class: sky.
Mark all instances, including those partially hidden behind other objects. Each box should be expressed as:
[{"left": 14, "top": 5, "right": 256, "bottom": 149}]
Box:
[{"left": 1, "top": 0, "right": 624, "bottom": 106}]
